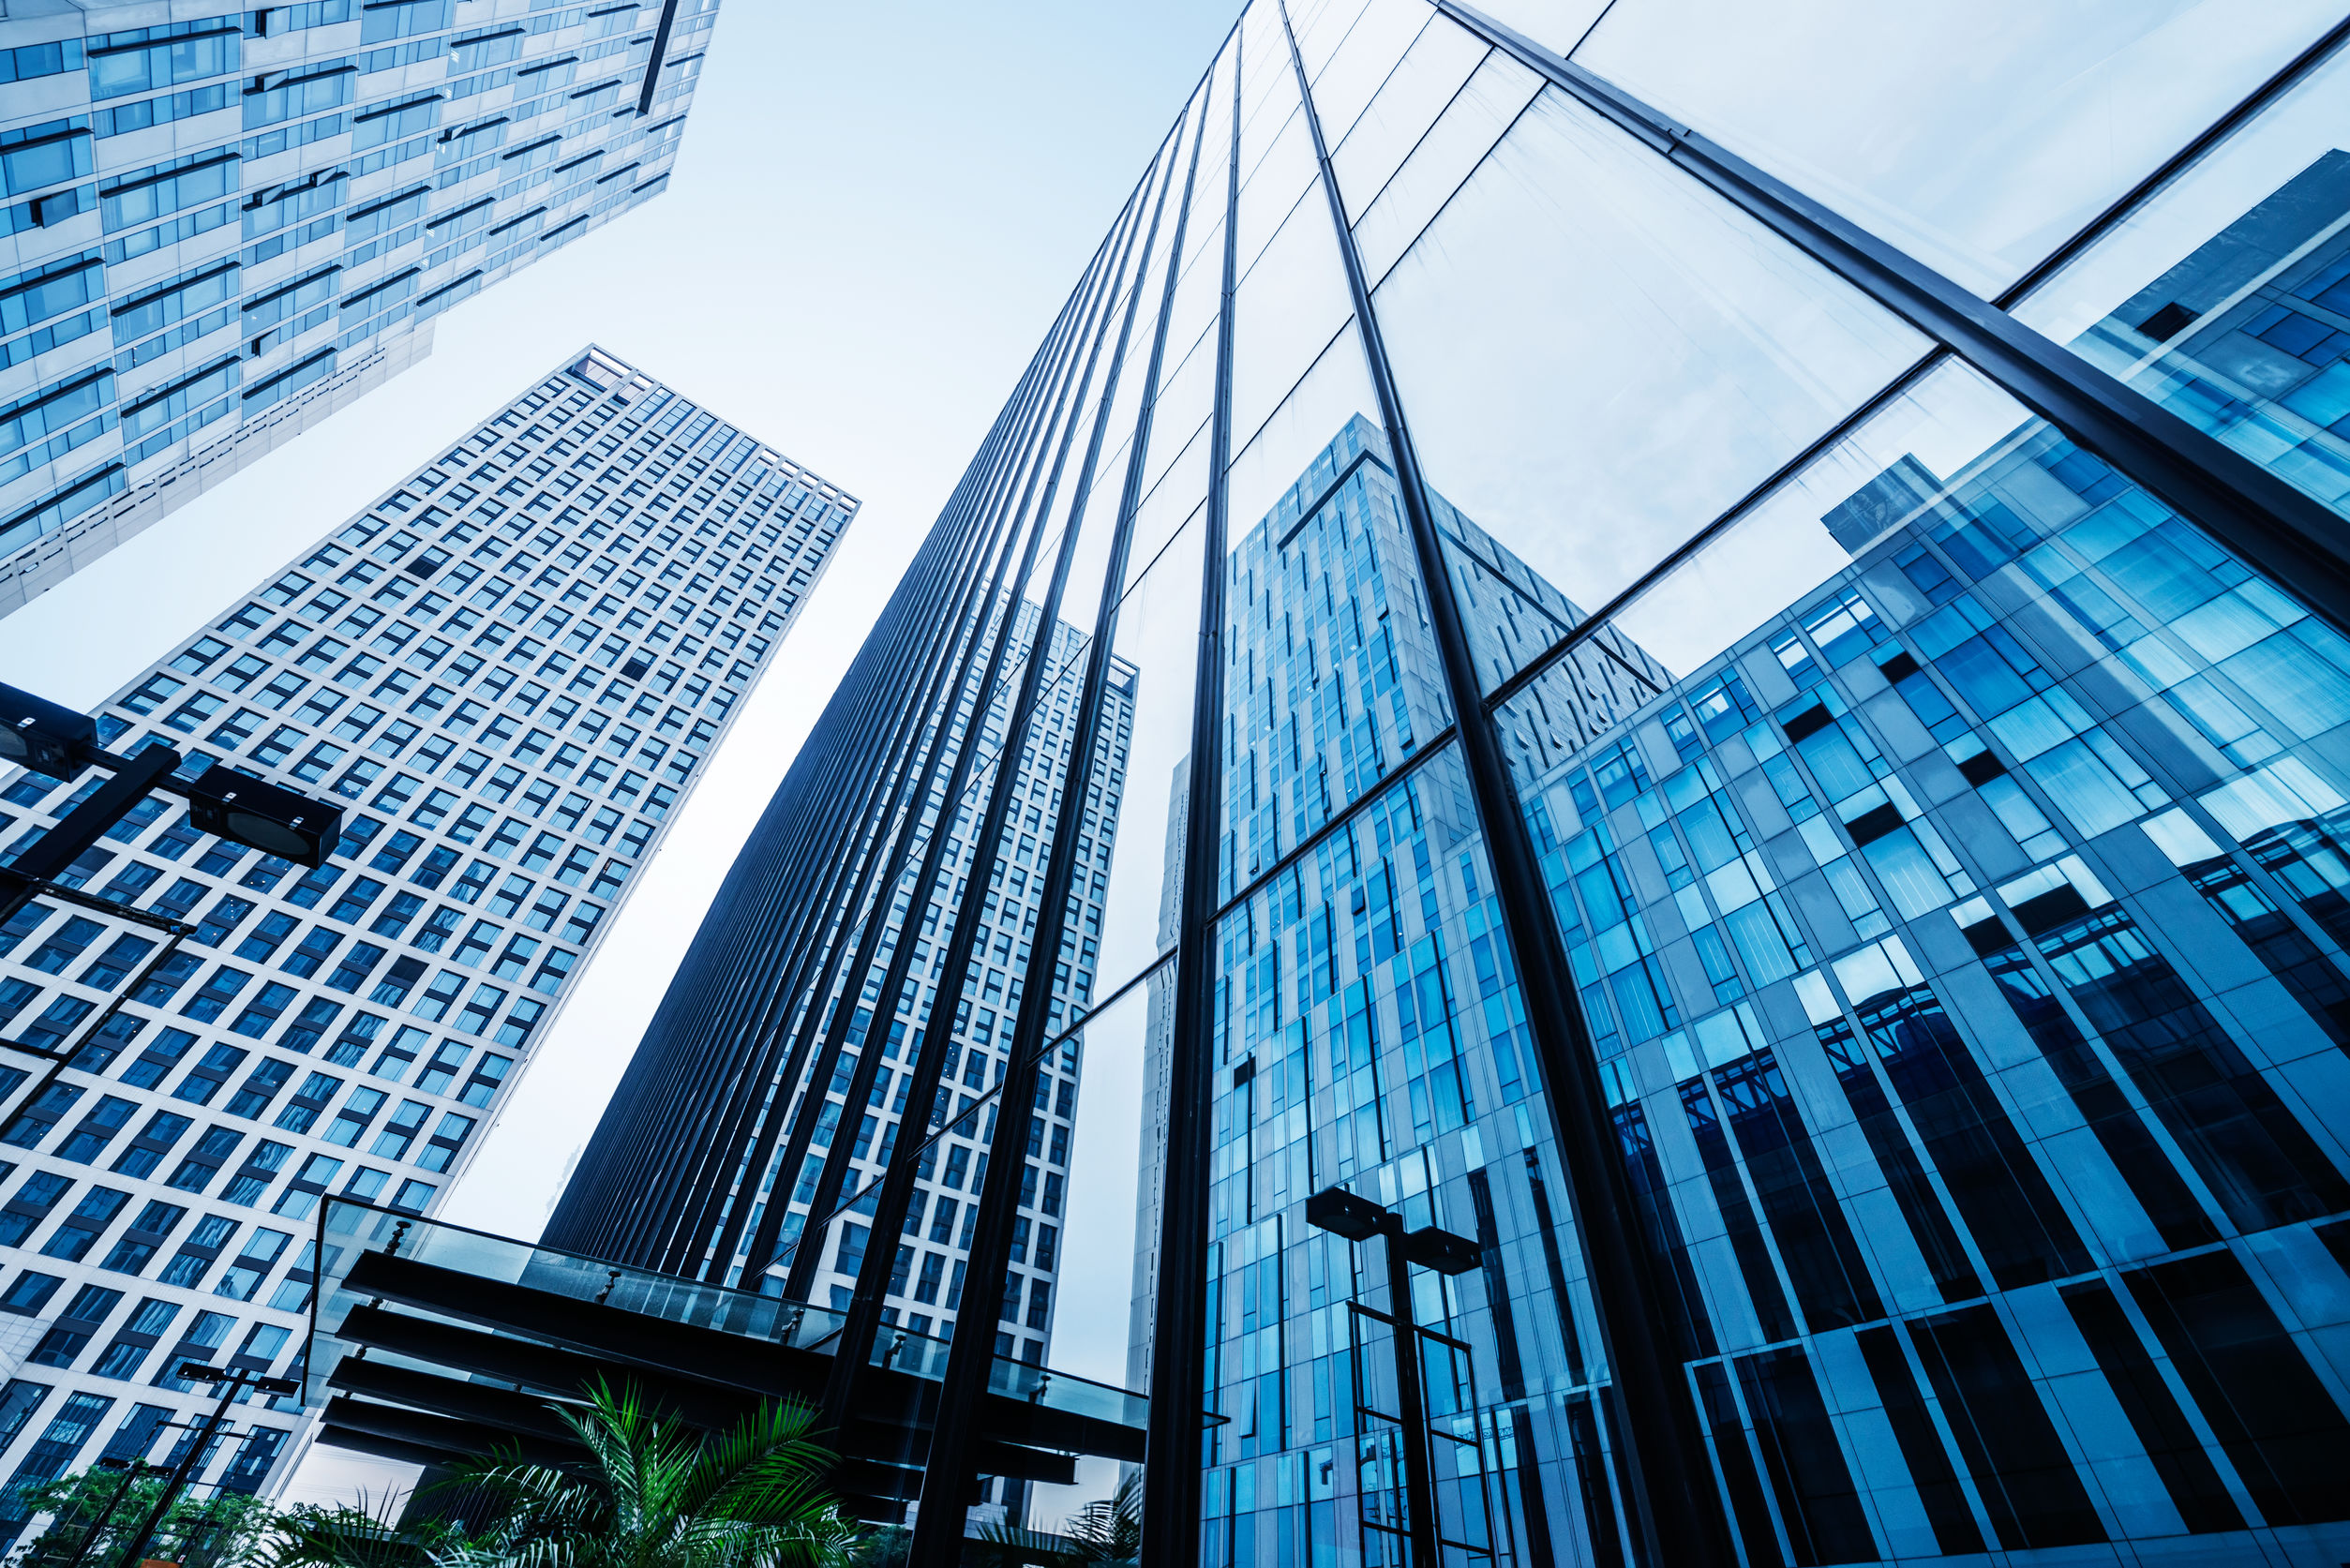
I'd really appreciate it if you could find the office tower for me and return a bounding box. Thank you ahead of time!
[0,0,720,616]
[548,593,1136,1324]
[553,2,2350,1563]
[0,344,850,1527]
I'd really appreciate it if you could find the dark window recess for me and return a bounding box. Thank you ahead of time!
[2058,1279,2242,1534]
[1610,1100,1714,1360]
[1905,1305,2106,1550]
[1847,983,2091,1288]
[619,657,650,681]
[1732,1347,1878,1564]
[1955,749,2007,786]
[1714,1053,1882,1332]
[1694,1363,1779,1567]
[1853,1326,1984,1556]
[2135,301,2200,341]
[2040,909,2350,1232]
[2124,1249,2350,1527]
[1980,946,2216,1252]
[1842,802,1904,847]
[1781,704,1833,743]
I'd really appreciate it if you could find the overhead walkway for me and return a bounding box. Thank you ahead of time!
[305,1200,1145,1518]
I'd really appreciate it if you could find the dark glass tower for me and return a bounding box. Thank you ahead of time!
[556,3,2350,1564]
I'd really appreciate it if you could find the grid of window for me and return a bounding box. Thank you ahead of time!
[0,1,719,613]
[0,346,850,1513]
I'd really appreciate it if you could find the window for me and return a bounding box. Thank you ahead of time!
[323,1087,385,1147]
[27,1283,124,1367]
[369,1099,428,1159]
[90,1298,179,1380]
[98,1200,186,1276]
[38,1187,128,1262]
[214,1228,292,1301]
[172,1043,248,1105]
[157,1217,235,1288]
[164,1126,240,1192]
[0,1271,65,1315]
[108,1110,191,1179]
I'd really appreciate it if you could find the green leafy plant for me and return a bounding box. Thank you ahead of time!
[427,1381,853,1568]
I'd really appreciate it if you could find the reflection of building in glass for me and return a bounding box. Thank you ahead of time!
[1130,754,1187,1396]
[2073,149,2350,515]
[0,0,720,614]
[1190,374,2350,1561]
[0,348,848,1524]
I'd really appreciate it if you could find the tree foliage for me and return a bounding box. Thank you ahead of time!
[6,1470,274,1568]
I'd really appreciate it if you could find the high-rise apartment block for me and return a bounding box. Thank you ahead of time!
[0,344,849,1526]
[0,0,719,615]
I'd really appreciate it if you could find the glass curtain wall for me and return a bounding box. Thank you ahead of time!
[553,2,2350,1564]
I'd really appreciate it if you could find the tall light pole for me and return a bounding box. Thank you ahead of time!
[1305,1187,1482,1568]
[111,1364,298,1568]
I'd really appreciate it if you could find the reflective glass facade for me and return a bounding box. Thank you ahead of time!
[0,0,715,614]
[0,345,847,1522]
[555,3,2350,1565]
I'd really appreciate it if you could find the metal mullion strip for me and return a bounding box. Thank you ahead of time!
[588,537,980,1264]
[775,135,1190,1303]
[655,514,1037,1268]
[1275,4,1724,1561]
[785,132,1179,1564]
[576,424,1028,1262]
[588,456,1010,1257]
[626,240,1124,1267]
[711,517,1044,1280]
[715,195,1157,1283]
[666,600,995,1275]
[611,396,1060,1267]
[593,281,1092,1245]
[1139,28,1247,1568]
[897,99,1195,1554]
[562,578,939,1257]
[1439,0,2350,634]
[791,947,1179,1258]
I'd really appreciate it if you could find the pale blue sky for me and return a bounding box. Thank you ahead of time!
[0,0,1235,1422]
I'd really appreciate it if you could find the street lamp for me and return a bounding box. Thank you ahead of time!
[0,681,342,931]
[0,685,98,780]
[1305,1187,1481,1568]
[110,1363,298,1568]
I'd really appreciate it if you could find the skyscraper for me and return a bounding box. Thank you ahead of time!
[0,0,719,615]
[546,594,1137,1340]
[0,344,849,1523]
[548,2,2350,1564]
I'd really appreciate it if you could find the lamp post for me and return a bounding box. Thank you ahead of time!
[0,681,342,932]
[1305,1187,1482,1568]
[111,1364,298,1568]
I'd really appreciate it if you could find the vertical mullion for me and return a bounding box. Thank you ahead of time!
[757,178,1165,1299]
[1270,2,1729,1561]
[878,97,1190,1543]
[1140,27,1247,1568]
